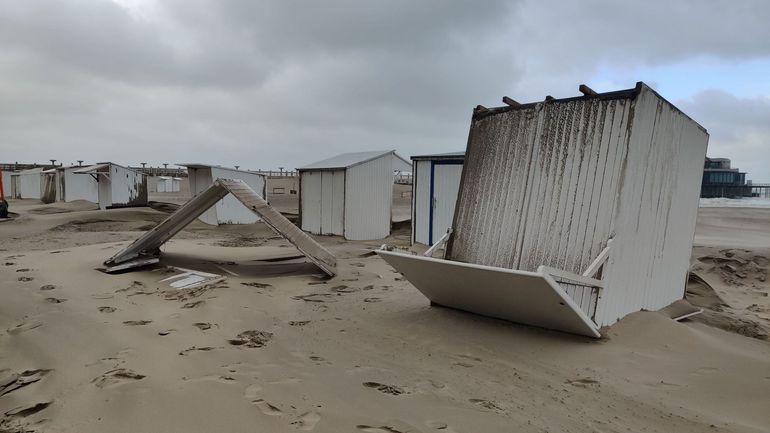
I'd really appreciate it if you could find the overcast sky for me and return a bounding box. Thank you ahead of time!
[1,0,769,181]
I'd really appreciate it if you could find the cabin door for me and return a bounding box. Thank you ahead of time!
[430,162,463,245]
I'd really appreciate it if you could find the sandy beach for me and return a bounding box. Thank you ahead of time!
[1,197,769,433]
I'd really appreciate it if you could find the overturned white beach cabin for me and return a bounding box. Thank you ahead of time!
[379,82,709,338]
[179,164,266,225]
[411,152,465,246]
[10,168,44,200]
[298,150,411,241]
[73,163,147,210]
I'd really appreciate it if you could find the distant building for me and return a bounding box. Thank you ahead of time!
[701,157,752,198]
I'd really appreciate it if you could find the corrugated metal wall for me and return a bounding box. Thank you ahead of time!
[412,160,432,245]
[448,84,708,327]
[344,155,393,240]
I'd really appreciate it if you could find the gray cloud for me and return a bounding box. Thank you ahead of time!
[0,0,768,181]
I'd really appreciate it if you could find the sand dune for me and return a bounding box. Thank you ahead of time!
[1,199,769,433]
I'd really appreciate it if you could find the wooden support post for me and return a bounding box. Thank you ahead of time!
[579,84,598,96]
[474,105,490,114]
[502,96,520,107]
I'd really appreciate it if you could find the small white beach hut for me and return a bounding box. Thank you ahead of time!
[73,163,147,210]
[298,150,411,241]
[411,152,465,246]
[179,164,267,225]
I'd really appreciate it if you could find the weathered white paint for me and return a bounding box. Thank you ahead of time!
[377,250,601,337]
[448,82,709,328]
[74,163,147,209]
[299,150,404,240]
[181,164,266,225]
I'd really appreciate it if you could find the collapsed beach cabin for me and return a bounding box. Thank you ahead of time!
[10,168,44,200]
[411,152,465,246]
[41,165,99,204]
[378,82,709,338]
[179,164,266,225]
[298,150,411,241]
[73,163,147,210]
[104,179,336,277]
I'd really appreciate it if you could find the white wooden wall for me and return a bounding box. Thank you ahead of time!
[63,168,98,203]
[300,170,345,236]
[344,155,392,240]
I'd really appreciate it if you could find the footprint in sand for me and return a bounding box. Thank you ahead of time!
[0,369,52,397]
[228,330,273,348]
[44,297,66,304]
[18,276,34,282]
[565,378,600,388]
[362,382,408,396]
[39,285,56,291]
[288,320,311,327]
[182,300,205,309]
[356,424,412,433]
[425,420,457,432]
[7,321,43,335]
[193,322,212,330]
[468,398,504,412]
[291,411,321,430]
[4,401,52,418]
[179,346,216,356]
[98,306,116,313]
[123,320,152,326]
[252,399,283,416]
[92,368,145,388]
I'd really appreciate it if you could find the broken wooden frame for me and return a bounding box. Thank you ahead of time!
[104,178,337,277]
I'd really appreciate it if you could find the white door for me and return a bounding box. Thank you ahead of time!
[320,171,344,235]
[301,172,322,234]
[431,163,463,244]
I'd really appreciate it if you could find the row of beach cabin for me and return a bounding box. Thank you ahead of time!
[3,151,459,244]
